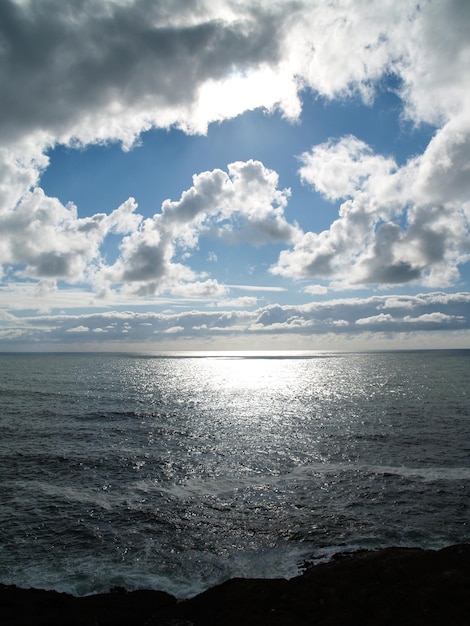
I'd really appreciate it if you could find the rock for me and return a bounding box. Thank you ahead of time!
[2,545,470,625]
[0,584,176,625]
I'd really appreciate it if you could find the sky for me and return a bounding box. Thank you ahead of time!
[0,0,470,352]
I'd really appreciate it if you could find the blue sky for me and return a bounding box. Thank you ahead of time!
[1,0,469,351]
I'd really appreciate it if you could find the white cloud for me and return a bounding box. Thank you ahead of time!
[331,319,349,327]
[0,0,470,320]
[378,296,418,311]
[403,312,463,324]
[164,326,185,334]
[0,2,446,153]
[272,128,470,288]
[171,280,228,299]
[249,292,470,335]
[0,187,142,285]
[356,313,395,326]
[396,1,470,127]
[304,284,328,295]
[0,154,295,300]
[1,292,468,349]
[0,0,305,303]
[216,296,258,308]
[0,0,296,148]
[1,1,468,149]
[6,0,465,150]
[266,0,470,291]
[104,160,296,295]
[0,146,48,215]
[227,284,287,293]
[298,136,397,203]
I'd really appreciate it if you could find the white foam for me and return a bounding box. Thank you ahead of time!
[151,460,470,502]
[366,465,470,482]
[291,462,470,482]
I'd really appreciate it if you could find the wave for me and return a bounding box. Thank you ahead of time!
[150,461,470,500]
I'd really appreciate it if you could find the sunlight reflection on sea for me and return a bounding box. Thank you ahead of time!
[0,350,469,598]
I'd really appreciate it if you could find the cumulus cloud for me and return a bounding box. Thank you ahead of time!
[0,0,429,156]
[272,128,470,288]
[105,160,296,295]
[0,190,142,284]
[0,1,464,148]
[298,136,398,203]
[1,1,468,148]
[0,154,295,298]
[0,0,300,148]
[0,0,304,303]
[266,0,470,291]
[0,0,470,336]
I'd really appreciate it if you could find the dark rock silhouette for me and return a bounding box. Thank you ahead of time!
[2,545,470,625]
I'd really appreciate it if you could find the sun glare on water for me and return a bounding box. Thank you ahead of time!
[186,351,315,392]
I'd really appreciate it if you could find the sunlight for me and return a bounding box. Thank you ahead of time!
[196,66,299,123]
[192,352,306,392]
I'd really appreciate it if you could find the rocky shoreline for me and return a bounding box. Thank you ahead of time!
[2,544,470,625]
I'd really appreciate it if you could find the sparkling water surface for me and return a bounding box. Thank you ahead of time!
[0,350,469,598]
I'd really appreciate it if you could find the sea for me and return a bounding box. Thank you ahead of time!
[0,350,469,599]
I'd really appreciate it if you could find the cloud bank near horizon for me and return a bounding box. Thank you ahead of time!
[1,291,469,349]
[1,0,470,347]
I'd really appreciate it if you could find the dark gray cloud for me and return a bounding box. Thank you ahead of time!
[0,0,469,324]
[121,243,167,282]
[33,252,73,278]
[0,0,288,145]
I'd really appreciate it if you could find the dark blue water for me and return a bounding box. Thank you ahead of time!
[0,350,469,597]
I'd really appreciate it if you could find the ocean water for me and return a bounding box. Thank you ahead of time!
[0,350,469,598]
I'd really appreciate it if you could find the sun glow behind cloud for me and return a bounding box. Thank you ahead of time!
[195,66,301,128]
[0,0,469,350]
